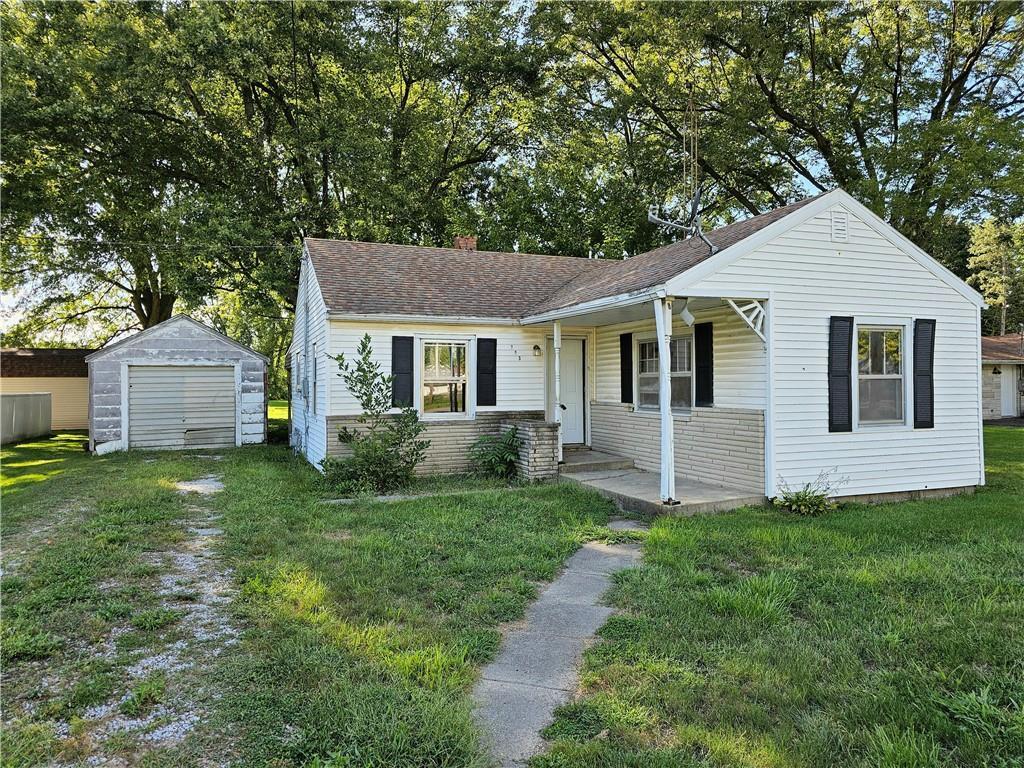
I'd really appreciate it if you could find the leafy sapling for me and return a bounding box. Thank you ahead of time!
[321,334,429,494]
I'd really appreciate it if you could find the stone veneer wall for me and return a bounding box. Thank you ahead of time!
[326,411,544,475]
[501,419,559,481]
[981,365,1002,420]
[589,402,765,492]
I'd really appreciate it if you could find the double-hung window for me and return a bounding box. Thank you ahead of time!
[422,341,467,414]
[857,326,903,423]
[637,337,692,409]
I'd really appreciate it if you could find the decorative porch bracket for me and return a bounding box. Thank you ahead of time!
[726,299,767,343]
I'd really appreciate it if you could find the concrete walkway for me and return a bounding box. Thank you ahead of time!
[472,519,646,767]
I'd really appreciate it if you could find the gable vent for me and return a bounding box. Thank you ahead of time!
[831,209,849,243]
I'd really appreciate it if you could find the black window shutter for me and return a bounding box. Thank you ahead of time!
[913,319,936,429]
[477,338,497,407]
[828,317,854,432]
[619,333,633,404]
[391,336,414,407]
[695,322,714,407]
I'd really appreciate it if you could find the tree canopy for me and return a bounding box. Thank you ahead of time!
[2,0,1022,354]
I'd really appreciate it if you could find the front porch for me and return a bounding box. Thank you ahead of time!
[534,291,772,509]
[559,447,765,516]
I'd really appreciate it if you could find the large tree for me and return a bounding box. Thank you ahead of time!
[969,218,1024,335]
[1,0,540,343]
[520,0,1023,251]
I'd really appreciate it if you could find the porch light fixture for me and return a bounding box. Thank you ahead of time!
[532,344,542,357]
[993,366,1002,375]
[678,298,695,327]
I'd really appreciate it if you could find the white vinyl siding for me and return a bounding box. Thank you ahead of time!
[327,321,551,416]
[291,254,330,466]
[683,204,983,496]
[128,366,235,449]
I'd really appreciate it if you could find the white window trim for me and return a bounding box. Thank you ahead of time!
[311,343,318,414]
[853,317,913,431]
[413,333,476,421]
[633,330,694,414]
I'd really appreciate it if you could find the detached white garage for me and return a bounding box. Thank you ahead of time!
[87,315,268,453]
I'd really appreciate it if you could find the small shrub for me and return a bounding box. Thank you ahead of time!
[772,467,848,516]
[470,427,520,479]
[322,334,429,494]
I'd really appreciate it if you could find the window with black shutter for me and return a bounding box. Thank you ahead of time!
[913,319,935,429]
[620,333,633,404]
[828,317,854,432]
[391,336,414,408]
[694,322,714,407]
[476,338,497,407]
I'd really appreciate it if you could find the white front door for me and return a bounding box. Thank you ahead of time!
[1001,365,1020,416]
[547,338,585,444]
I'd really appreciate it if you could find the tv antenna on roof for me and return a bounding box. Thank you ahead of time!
[647,84,717,255]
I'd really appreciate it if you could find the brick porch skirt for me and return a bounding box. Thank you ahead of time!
[326,411,550,476]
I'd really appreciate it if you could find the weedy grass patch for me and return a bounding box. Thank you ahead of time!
[538,426,1024,767]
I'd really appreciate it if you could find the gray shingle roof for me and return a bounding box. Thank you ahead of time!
[305,194,821,320]
[305,240,612,318]
[528,195,821,315]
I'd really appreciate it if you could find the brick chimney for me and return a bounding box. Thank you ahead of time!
[453,235,477,251]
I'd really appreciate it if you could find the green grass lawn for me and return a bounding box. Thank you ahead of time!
[537,427,1024,767]
[1,427,1021,767]
[1,432,617,766]
[267,399,289,443]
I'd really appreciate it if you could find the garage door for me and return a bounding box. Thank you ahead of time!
[128,366,236,449]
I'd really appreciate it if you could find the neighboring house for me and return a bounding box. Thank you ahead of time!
[87,315,268,453]
[981,332,1023,419]
[0,348,91,430]
[291,189,986,503]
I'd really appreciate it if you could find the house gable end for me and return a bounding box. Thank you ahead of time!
[666,189,983,308]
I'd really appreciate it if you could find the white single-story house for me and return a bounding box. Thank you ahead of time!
[0,348,91,430]
[87,315,268,454]
[981,332,1023,419]
[291,188,986,504]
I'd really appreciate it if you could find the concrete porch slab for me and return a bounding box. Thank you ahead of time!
[561,467,765,516]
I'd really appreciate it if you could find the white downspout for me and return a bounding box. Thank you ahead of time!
[553,320,563,463]
[654,297,677,504]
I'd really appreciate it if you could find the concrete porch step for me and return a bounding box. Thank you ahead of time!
[559,448,635,474]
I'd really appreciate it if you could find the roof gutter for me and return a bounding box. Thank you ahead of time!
[520,287,666,325]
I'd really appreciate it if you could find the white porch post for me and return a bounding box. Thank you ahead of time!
[553,319,563,463]
[654,297,677,504]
